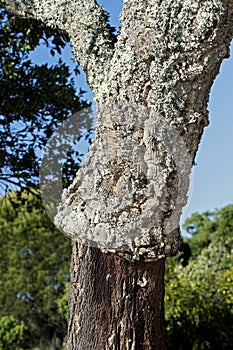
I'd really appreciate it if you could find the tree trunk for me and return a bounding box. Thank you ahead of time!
[2,1,233,349]
[68,240,165,350]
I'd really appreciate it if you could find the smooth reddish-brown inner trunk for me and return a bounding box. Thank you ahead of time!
[67,240,165,350]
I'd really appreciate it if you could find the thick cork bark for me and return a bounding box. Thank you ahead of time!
[2,0,233,348]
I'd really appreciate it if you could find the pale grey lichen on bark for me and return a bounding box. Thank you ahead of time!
[55,103,192,261]
[2,0,233,261]
[55,0,233,261]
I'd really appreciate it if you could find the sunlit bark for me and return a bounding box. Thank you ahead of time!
[2,0,233,348]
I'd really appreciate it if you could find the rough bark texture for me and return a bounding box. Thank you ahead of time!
[2,0,233,349]
[69,239,165,350]
[2,0,233,260]
[56,0,233,261]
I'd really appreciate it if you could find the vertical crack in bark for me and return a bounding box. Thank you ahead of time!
[68,240,165,349]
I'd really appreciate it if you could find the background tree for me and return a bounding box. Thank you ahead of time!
[183,204,233,256]
[0,7,91,194]
[0,191,71,349]
[1,1,233,349]
[165,205,233,350]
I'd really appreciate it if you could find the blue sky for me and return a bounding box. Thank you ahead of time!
[31,0,233,228]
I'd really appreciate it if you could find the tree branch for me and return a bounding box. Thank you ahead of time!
[0,0,117,93]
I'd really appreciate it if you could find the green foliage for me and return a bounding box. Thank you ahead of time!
[217,266,233,307]
[215,204,233,237]
[0,192,71,349]
[182,211,216,256]
[182,205,233,257]
[165,205,233,349]
[56,282,69,322]
[0,315,28,350]
[0,8,91,193]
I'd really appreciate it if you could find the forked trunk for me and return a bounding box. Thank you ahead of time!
[2,1,232,349]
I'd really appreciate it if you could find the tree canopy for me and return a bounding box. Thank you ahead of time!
[0,191,71,349]
[165,205,233,350]
[0,7,91,194]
